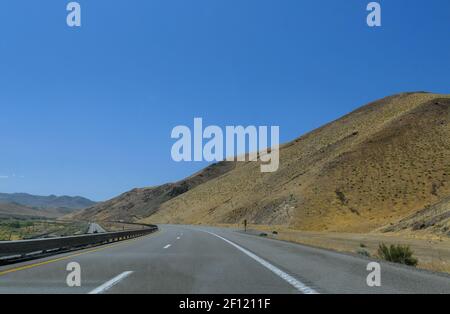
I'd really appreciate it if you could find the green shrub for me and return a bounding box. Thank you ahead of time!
[377,243,418,266]
[356,248,370,257]
[7,221,21,229]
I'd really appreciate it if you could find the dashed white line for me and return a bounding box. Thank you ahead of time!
[176,236,180,240]
[88,271,133,294]
[163,244,171,249]
[203,231,318,294]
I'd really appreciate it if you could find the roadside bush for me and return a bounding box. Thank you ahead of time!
[377,243,418,266]
[356,248,370,257]
[7,221,21,229]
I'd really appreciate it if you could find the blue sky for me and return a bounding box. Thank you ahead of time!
[0,0,449,201]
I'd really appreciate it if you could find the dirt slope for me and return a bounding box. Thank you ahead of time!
[0,202,68,218]
[141,92,450,233]
[66,161,236,221]
[381,195,450,235]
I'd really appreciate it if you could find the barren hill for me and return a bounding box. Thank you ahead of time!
[381,195,450,235]
[0,193,95,219]
[66,161,236,221]
[142,92,450,234]
[0,193,95,210]
[70,92,450,235]
[0,202,73,218]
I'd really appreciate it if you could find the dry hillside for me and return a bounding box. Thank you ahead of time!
[65,161,236,221]
[0,193,94,219]
[141,92,450,234]
[70,92,450,235]
[0,193,95,209]
[0,202,69,218]
[380,195,450,235]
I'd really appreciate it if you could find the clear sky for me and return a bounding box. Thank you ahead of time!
[0,0,449,201]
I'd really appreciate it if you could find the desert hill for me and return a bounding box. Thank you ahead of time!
[65,161,236,221]
[0,202,75,218]
[0,193,96,219]
[381,195,450,235]
[142,92,450,234]
[0,193,95,210]
[70,92,450,235]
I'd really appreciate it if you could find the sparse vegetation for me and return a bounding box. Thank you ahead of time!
[0,218,88,241]
[356,248,370,257]
[6,221,22,229]
[377,243,418,266]
[335,190,348,205]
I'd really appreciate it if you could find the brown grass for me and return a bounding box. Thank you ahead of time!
[215,223,450,274]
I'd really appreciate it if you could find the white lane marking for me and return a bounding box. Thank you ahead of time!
[176,236,180,240]
[88,271,133,294]
[163,244,171,249]
[204,231,318,294]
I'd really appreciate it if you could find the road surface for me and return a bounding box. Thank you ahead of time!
[86,223,106,234]
[0,225,448,294]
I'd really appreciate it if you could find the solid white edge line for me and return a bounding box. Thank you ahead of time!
[88,271,134,294]
[163,244,171,249]
[204,231,319,294]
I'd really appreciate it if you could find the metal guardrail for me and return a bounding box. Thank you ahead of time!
[0,225,158,259]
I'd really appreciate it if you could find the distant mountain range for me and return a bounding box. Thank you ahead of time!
[68,92,450,236]
[0,193,96,218]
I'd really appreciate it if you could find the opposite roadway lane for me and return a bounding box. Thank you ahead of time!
[86,222,107,234]
[0,225,448,294]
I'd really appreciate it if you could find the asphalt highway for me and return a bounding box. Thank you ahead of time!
[86,223,106,234]
[0,225,448,294]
